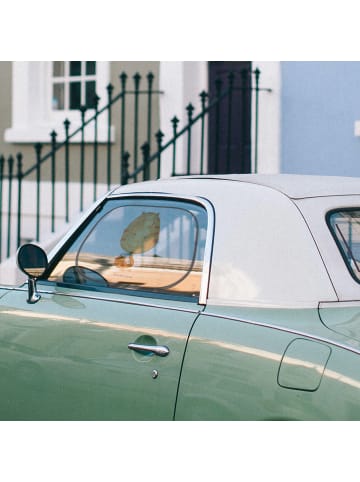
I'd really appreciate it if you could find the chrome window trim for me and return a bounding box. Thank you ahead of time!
[11,285,203,315]
[47,192,215,306]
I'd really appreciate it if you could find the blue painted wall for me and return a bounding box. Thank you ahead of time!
[281,62,360,176]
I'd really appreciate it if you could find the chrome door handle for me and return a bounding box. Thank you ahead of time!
[128,343,170,357]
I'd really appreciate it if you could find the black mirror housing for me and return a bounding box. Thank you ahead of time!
[17,244,48,278]
[17,244,48,303]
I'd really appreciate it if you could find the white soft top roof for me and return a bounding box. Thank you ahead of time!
[110,173,360,307]
[170,174,360,199]
[112,174,360,199]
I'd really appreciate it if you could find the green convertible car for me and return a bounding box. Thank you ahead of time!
[1,173,360,420]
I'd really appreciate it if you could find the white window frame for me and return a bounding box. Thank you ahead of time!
[51,61,97,112]
[5,61,112,143]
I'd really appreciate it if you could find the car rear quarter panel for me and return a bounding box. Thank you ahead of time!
[175,307,360,420]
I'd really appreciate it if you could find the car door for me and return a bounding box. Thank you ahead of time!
[0,195,211,420]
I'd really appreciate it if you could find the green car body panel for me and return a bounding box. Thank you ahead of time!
[1,174,360,420]
[1,290,360,420]
[0,285,200,420]
[175,306,360,420]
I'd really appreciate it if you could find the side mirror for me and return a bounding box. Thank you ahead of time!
[17,244,48,304]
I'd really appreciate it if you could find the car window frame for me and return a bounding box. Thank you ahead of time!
[43,193,215,305]
[326,207,360,285]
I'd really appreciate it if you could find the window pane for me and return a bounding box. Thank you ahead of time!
[52,83,64,110]
[328,209,360,282]
[70,81,81,109]
[86,61,96,75]
[53,61,64,77]
[85,81,96,108]
[48,199,208,298]
[70,61,81,76]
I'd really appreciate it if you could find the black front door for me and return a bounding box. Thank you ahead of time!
[208,61,252,174]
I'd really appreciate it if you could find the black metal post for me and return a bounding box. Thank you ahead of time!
[79,105,87,212]
[64,118,70,223]
[147,72,154,149]
[34,143,42,242]
[121,151,130,185]
[186,103,194,175]
[6,156,14,258]
[199,91,208,175]
[93,94,99,201]
[50,130,57,232]
[133,73,141,182]
[106,83,114,190]
[155,130,164,179]
[120,72,127,183]
[16,153,23,248]
[171,116,179,176]
[141,142,150,181]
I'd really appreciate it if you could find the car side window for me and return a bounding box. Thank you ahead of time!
[47,197,208,299]
[327,208,360,283]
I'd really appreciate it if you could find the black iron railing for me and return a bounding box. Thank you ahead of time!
[0,67,270,262]
[0,71,162,262]
[121,68,271,184]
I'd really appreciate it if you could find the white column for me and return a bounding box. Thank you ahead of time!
[252,61,281,174]
[159,61,207,177]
